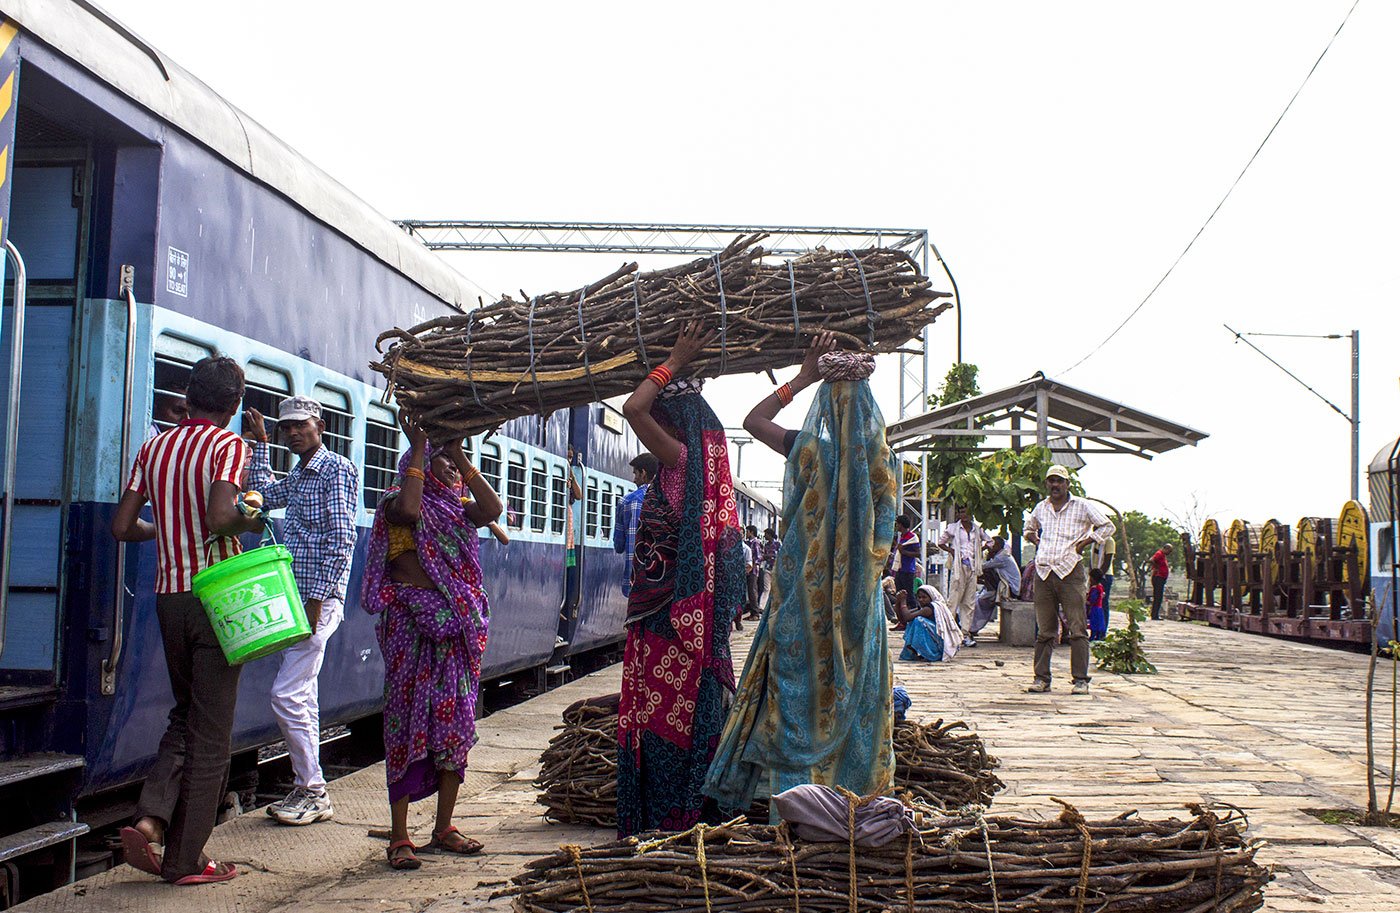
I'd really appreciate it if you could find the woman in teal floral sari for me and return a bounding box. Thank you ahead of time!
[704,336,897,813]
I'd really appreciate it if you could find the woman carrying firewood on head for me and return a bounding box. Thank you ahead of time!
[361,413,502,869]
[703,332,898,815]
[616,319,746,838]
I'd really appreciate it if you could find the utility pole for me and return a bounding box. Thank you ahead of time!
[1223,326,1360,501]
[1351,330,1360,502]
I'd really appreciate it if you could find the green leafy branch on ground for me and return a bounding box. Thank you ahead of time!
[1092,598,1157,674]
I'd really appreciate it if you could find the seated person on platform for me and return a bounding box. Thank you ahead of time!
[897,585,962,663]
[968,536,1022,644]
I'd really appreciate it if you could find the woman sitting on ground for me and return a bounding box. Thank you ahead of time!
[361,413,502,870]
[898,585,963,663]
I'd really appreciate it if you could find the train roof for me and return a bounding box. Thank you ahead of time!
[733,478,779,515]
[5,0,475,310]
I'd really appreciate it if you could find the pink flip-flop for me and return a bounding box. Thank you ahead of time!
[173,860,237,885]
[119,827,162,876]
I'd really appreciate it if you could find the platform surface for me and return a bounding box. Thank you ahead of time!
[14,617,1400,913]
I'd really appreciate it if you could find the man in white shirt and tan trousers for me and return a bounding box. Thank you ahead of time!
[938,504,992,647]
[1024,465,1115,695]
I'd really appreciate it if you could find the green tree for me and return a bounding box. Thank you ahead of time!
[1119,510,1180,596]
[944,445,1083,538]
[924,363,981,498]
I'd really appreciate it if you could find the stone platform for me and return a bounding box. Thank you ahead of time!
[14,617,1400,912]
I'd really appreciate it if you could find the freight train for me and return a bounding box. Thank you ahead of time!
[1175,438,1398,652]
[0,4,777,903]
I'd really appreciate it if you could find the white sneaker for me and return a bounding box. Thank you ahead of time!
[270,786,334,826]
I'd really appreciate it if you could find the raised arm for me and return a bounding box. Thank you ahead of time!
[451,439,503,527]
[384,412,429,527]
[743,331,836,455]
[622,320,710,468]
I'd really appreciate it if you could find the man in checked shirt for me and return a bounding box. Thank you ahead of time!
[1023,465,1114,696]
[244,396,359,824]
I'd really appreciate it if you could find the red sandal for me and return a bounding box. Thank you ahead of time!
[387,839,421,870]
[173,860,237,885]
[119,827,162,876]
[428,825,483,855]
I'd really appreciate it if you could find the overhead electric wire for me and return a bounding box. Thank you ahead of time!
[1222,323,1351,421]
[1061,0,1363,375]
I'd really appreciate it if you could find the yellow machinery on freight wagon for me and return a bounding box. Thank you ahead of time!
[1178,500,1370,647]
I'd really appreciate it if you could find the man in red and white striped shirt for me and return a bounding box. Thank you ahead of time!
[111,356,263,885]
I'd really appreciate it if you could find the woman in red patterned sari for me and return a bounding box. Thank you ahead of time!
[617,320,746,837]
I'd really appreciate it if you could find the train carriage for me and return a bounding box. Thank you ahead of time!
[0,3,732,900]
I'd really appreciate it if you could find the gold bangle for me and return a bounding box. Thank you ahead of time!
[463,465,482,483]
[403,467,425,482]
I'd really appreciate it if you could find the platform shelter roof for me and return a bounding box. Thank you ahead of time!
[886,371,1208,460]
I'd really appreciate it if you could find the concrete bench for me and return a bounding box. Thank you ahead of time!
[998,599,1037,647]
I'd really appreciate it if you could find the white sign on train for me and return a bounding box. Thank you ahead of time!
[166,245,189,297]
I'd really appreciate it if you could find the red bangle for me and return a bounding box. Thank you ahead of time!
[775,383,794,407]
[647,365,673,389]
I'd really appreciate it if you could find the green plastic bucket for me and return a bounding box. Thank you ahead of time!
[192,543,310,665]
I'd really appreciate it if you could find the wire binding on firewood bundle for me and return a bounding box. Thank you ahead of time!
[528,297,546,416]
[786,260,801,343]
[632,275,649,370]
[713,254,729,376]
[463,311,483,409]
[575,288,601,405]
[847,249,876,346]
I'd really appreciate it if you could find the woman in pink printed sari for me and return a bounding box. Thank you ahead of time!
[362,415,502,870]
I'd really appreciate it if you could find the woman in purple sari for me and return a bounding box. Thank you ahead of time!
[362,415,502,870]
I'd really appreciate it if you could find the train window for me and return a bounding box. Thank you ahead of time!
[462,435,475,463]
[550,465,567,535]
[313,384,354,459]
[479,441,502,497]
[243,362,293,478]
[600,482,615,541]
[1381,527,1395,572]
[530,458,548,533]
[150,334,209,437]
[506,450,526,529]
[585,477,600,539]
[364,404,399,509]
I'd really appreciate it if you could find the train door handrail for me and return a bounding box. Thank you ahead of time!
[0,240,26,664]
[100,265,138,695]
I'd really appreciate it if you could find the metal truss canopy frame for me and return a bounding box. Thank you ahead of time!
[887,371,1209,461]
[396,220,931,259]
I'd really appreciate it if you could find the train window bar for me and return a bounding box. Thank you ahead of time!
[479,442,502,497]
[506,450,526,529]
[529,458,548,533]
[313,384,354,459]
[150,334,212,436]
[600,482,615,542]
[243,362,293,479]
[585,476,600,539]
[364,404,399,510]
[550,465,567,536]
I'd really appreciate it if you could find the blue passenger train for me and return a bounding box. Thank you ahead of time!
[0,4,776,898]
[1369,439,1398,647]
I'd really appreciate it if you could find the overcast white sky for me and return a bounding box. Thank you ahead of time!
[105,0,1399,530]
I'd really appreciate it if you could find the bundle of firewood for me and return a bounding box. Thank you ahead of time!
[893,719,1003,810]
[535,695,1003,828]
[503,803,1268,913]
[373,234,950,436]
